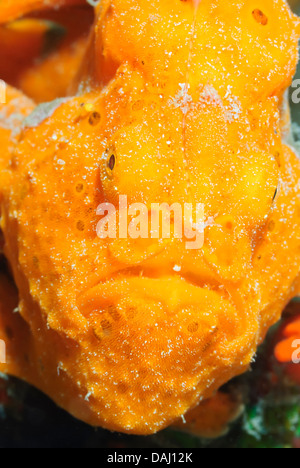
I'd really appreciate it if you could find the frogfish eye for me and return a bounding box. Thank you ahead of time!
[104,146,116,178]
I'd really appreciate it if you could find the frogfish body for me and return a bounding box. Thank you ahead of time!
[0,0,299,435]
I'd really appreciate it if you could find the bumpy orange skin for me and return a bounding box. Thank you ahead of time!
[0,0,300,435]
[0,271,97,424]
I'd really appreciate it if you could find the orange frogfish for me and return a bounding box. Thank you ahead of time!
[274,303,300,385]
[0,0,300,435]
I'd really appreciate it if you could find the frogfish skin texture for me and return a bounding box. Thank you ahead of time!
[0,0,300,435]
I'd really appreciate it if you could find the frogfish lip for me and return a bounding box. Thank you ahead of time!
[76,273,223,352]
[77,269,220,319]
